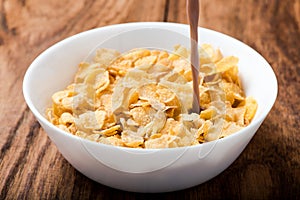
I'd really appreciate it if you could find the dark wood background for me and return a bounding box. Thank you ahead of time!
[0,0,299,199]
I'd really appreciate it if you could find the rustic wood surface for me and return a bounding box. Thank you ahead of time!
[0,0,299,199]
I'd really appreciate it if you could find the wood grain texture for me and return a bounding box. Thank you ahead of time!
[0,0,299,199]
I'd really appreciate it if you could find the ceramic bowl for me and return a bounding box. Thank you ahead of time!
[23,22,277,193]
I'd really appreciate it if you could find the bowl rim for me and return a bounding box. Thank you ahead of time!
[22,22,278,152]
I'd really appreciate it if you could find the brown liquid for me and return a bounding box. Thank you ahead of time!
[187,0,201,114]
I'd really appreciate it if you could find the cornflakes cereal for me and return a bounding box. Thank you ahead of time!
[47,44,258,149]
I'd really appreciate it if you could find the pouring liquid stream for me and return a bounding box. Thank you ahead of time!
[187,0,201,114]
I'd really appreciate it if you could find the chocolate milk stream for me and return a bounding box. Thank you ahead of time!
[187,0,201,114]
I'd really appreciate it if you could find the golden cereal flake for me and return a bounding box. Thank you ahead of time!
[93,48,120,66]
[121,130,144,148]
[215,56,239,73]
[244,96,258,125]
[145,134,181,149]
[94,125,121,136]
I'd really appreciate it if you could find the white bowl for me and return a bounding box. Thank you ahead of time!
[23,22,277,193]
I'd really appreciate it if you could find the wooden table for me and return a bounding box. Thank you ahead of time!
[0,0,299,199]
